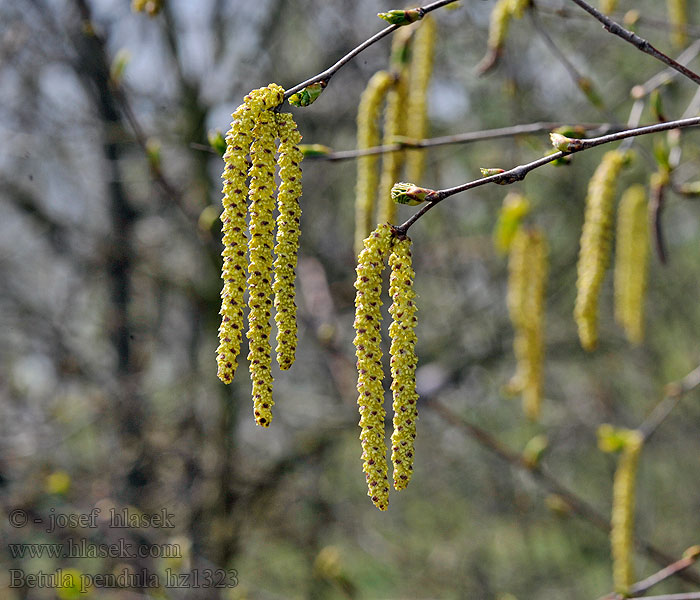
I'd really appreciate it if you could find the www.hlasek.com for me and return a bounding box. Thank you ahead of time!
[10,568,239,592]
[8,538,182,560]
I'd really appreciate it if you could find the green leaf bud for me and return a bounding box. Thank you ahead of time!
[208,130,227,157]
[377,9,423,26]
[390,182,432,205]
[549,132,584,153]
[299,144,332,157]
[288,81,326,107]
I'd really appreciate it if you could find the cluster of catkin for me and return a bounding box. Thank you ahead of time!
[216,83,303,427]
[354,17,436,254]
[502,196,548,421]
[354,224,419,510]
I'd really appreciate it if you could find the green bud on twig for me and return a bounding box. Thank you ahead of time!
[288,81,326,107]
[145,137,161,171]
[110,48,131,85]
[549,132,584,153]
[650,89,666,122]
[545,149,573,166]
[208,130,227,157]
[299,144,332,157]
[378,9,424,26]
[678,181,700,196]
[522,434,548,468]
[390,182,432,205]
[480,168,505,177]
[597,424,629,454]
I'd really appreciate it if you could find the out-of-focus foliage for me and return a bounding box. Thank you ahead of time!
[1,1,699,599]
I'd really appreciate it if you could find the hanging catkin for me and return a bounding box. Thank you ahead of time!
[353,224,392,510]
[610,429,644,595]
[614,184,649,345]
[355,72,394,256]
[247,106,279,427]
[377,29,412,225]
[506,227,548,420]
[600,0,617,14]
[667,0,688,48]
[388,237,419,490]
[405,15,436,183]
[273,113,304,370]
[494,192,530,255]
[574,150,627,351]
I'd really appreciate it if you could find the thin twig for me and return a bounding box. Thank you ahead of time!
[639,364,700,442]
[628,594,700,600]
[630,40,700,100]
[426,397,700,587]
[536,2,700,39]
[566,0,700,86]
[529,7,613,118]
[283,0,459,99]
[629,551,700,596]
[305,122,614,162]
[396,115,700,234]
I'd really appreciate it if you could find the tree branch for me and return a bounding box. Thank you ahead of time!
[305,122,615,162]
[283,0,459,99]
[565,0,700,87]
[395,115,700,234]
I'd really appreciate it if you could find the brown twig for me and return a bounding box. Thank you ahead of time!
[305,122,614,162]
[395,115,700,234]
[629,550,700,596]
[629,594,700,600]
[638,364,700,443]
[565,0,700,86]
[529,7,612,117]
[283,0,459,99]
[536,2,700,39]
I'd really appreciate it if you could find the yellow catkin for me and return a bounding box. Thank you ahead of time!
[217,88,272,385]
[378,29,412,225]
[614,185,649,345]
[574,150,627,351]
[405,16,436,183]
[132,0,163,16]
[388,237,419,490]
[246,85,284,427]
[353,224,393,510]
[667,0,688,48]
[611,430,644,595]
[494,192,531,255]
[506,228,548,420]
[600,0,617,15]
[355,72,394,256]
[273,113,304,370]
[377,74,408,224]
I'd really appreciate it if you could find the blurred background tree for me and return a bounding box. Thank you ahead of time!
[0,0,699,598]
